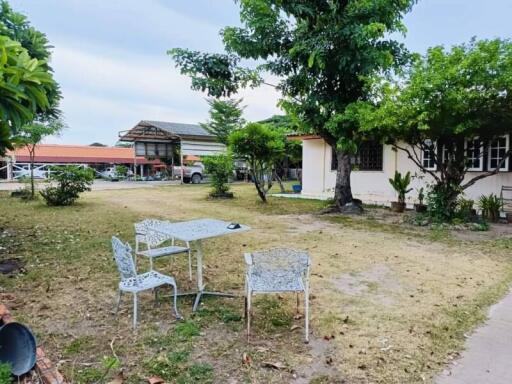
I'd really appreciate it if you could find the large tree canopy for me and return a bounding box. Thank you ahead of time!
[169,0,416,211]
[357,38,512,216]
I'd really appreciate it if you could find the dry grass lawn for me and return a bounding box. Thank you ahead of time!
[1,182,512,383]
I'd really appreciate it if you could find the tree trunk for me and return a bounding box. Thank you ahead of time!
[251,167,267,203]
[274,171,286,193]
[29,146,35,199]
[333,150,354,210]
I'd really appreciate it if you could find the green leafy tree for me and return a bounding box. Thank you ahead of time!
[0,1,61,153]
[200,98,245,144]
[259,115,302,192]
[359,38,512,217]
[169,0,416,212]
[203,153,234,198]
[229,122,284,202]
[12,118,64,198]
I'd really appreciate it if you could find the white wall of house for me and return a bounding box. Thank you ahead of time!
[301,138,512,206]
[181,140,226,157]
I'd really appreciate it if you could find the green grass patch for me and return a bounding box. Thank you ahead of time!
[174,320,201,340]
[64,336,95,357]
[429,268,512,356]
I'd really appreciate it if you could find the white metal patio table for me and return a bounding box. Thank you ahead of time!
[153,218,250,311]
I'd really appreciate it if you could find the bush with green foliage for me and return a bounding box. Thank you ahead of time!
[455,198,475,222]
[0,363,11,384]
[202,154,234,198]
[388,171,412,205]
[40,165,94,206]
[478,194,502,222]
[115,165,128,177]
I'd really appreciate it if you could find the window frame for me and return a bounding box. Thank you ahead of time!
[352,141,384,172]
[465,137,484,172]
[421,140,437,171]
[487,134,510,171]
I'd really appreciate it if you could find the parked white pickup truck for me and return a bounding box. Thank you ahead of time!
[173,162,204,184]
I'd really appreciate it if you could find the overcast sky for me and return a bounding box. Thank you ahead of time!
[9,0,512,145]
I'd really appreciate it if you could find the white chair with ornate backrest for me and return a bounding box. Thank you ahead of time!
[244,248,311,342]
[134,219,192,280]
[111,236,181,329]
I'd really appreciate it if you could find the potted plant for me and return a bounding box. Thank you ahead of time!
[414,187,427,213]
[389,171,412,213]
[478,194,502,223]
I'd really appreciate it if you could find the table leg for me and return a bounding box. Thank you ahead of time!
[191,239,235,312]
[193,240,204,311]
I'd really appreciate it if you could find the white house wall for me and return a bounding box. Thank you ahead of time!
[180,140,226,157]
[301,138,512,205]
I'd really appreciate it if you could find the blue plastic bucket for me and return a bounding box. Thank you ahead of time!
[0,322,36,376]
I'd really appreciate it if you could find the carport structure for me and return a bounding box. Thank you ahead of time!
[119,120,226,179]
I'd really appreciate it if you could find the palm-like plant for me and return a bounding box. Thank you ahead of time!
[389,171,413,205]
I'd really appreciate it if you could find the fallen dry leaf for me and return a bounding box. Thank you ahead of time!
[290,325,300,331]
[148,376,165,384]
[242,352,252,365]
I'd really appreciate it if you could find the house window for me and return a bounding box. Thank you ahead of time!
[488,134,509,171]
[331,142,383,171]
[466,138,483,171]
[353,141,383,171]
[422,140,437,170]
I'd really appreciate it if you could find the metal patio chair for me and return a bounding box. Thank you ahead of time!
[111,236,180,329]
[244,248,311,342]
[134,219,192,280]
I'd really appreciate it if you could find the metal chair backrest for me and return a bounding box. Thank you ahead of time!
[111,236,137,281]
[250,248,310,278]
[134,219,171,248]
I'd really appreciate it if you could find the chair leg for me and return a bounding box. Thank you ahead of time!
[154,287,160,307]
[296,292,300,315]
[114,290,123,314]
[133,293,138,329]
[246,290,251,341]
[187,241,192,281]
[304,288,309,343]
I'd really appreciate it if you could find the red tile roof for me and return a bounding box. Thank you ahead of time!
[8,144,161,165]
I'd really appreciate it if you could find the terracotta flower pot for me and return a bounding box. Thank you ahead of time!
[391,201,406,213]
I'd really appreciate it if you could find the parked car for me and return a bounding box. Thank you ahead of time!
[99,167,120,180]
[173,162,204,184]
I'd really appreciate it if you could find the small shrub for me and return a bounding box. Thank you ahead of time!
[10,185,33,200]
[202,154,234,198]
[455,197,475,222]
[115,165,128,177]
[40,166,94,206]
[478,194,502,222]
